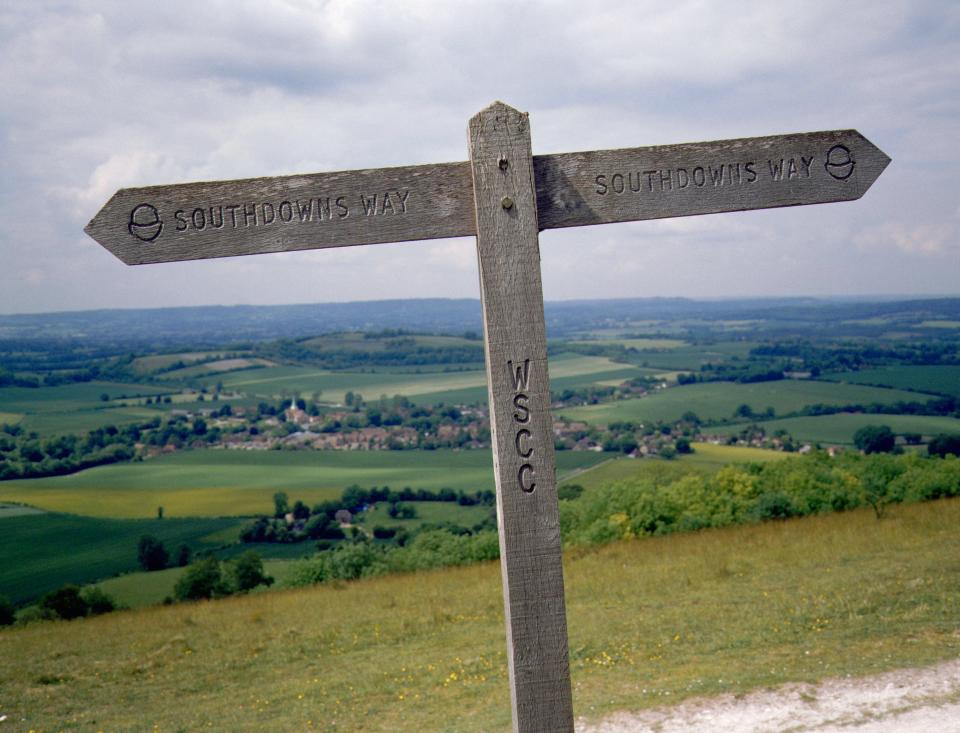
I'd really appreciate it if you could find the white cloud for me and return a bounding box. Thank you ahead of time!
[1,0,958,313]
[857,222,957,256]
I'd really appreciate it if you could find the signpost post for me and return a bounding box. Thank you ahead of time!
[86,101,889,733]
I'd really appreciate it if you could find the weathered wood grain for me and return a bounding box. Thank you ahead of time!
[85,130,889,265]
[470,102,574,733]
[85,162,474,265]
[533,130,891,230]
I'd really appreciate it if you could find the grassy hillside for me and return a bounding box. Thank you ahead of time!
[559,379,934,425]
[0,449,606,518]
[3,498,958,732]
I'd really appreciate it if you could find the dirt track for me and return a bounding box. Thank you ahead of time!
[578,657,960,732]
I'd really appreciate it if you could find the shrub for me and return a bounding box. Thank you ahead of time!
[928,433,960,458]
[176,544,192,567]
[174,557,230,601]
[137,535,169,571]
[853,425,896,454]
[81,587,116,616]
[230,552,274,592]
[40,585,88,620]
[0,595,15,626]
[752,491,796,521]
[557,483,584,501]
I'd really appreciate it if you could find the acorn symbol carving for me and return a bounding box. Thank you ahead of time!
[825,145,855,180]
[128,204,163,242]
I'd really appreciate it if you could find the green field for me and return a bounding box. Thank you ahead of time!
[130,351,229,374]
[18,404,162,435]
[302,333,480,352]
[0,380,171,413]
[567,338,687,350]
[630,341,758,370]
[918,320,960,329]
[158,357,275,380]
[0,502,45,518]
[0,449,606,518]
[0,410,22,425]
[0,381,176,435]
[707,413,960,445]
[91,557,303,609]
[0,513,241,605]
[358,500,494,532]
[203,353,649,404]
[822,365,960,398]
[559,379,935,426]
[4,498,959,731]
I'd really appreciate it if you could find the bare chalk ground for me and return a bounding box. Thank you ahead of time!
[578,657,960,733]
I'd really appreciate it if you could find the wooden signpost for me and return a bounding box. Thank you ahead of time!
[86,102,889,732]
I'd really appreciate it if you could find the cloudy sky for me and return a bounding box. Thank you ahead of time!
[1,0,957,314]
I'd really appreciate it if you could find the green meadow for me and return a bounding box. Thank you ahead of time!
[708,413,960,445]
[559,379,933,425]
[0,449,606,518]
[4,497,958,732]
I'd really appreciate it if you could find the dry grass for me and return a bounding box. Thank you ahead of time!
[3,499,959,732]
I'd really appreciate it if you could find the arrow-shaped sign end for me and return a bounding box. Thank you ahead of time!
[848,130,892,198]
[84,189,151,266]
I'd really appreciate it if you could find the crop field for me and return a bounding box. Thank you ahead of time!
[0,513,241,605]
[0,449,606,518]
[4,497,959,732]
[822,365,960,398]
[558,379,934,426]
[158,357,276,380]
[203,353,650,404]
[129,352,229,374]
[707,413,960,445]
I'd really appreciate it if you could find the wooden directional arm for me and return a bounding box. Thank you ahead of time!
[85,130,889,265]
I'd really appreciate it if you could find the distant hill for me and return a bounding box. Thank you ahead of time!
[1,296,958,353]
